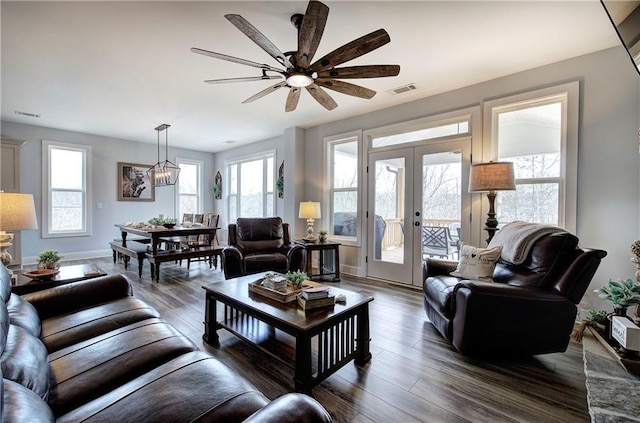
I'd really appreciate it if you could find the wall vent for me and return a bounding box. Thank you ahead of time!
[387,83,417,95]
[14,110,41,118]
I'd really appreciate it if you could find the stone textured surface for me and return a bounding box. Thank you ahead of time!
[583,328,640,422]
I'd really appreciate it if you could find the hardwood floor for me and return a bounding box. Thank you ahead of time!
[69,257,589,423]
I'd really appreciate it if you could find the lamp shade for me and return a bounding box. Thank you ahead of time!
[0,192,38,231]
[468,162,516,193]
[298,201,321,219]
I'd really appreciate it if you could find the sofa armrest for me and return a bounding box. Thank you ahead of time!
[423,257,458,279]
[21,274,133,320]
[221,245,245,279]
[243,393,332,423]
[451,281,577,356]
[284,243,305,273]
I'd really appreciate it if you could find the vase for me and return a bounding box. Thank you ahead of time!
[319,235,327,243]
[38,261,59,270]
[632,256,640,282]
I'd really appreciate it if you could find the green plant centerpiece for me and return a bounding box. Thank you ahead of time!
[595,278,640,316]
[148,216,178,227]
[285,270,307,289]
[37,249,63,269]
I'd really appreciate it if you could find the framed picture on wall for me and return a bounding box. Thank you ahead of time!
[118,162,155,201]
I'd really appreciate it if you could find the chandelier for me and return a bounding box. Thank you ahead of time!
[147,124,180,187]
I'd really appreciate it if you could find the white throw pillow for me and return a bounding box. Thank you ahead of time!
[450,243,502,281]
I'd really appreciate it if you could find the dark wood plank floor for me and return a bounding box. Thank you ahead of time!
[66,257,589,423]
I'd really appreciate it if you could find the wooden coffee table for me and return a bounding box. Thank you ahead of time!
[201,272,374,393]
[12,263,107,295]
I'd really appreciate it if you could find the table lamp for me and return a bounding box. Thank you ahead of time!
[0,192,39,281]
[468,162,516,243]
[299,201,321,241]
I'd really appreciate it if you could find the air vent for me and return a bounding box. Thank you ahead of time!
[223,140,236,144]
[14,110,41,118]
[387,83,417,95]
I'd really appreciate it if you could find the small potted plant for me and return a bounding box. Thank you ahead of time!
[37,249,62,270]
[594,278,640,316]
[285,270,307,289]
[318,229,328,243]
[148,216,178,228]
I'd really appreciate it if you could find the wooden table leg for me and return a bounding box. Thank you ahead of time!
[203,293,220,347]
[355,305,372,365]
[294,334,313,394]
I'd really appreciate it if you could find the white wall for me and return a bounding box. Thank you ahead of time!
[0,121,215,263]
[303,46,640,307]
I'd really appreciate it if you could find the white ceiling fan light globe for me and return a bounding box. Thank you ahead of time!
[286,72,314,88]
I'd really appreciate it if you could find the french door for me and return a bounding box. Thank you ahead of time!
[366,140,471,286]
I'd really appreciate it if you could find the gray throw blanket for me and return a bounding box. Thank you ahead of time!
[488,221,565,264]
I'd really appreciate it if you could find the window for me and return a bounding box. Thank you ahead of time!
[371,116,470,149]
[226,151,275,222]
[42,140,92,237]
[176,158,203,216]
[484,82,579,230]
[326,133,360,242]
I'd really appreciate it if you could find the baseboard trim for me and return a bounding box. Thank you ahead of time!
[24,249,112,266]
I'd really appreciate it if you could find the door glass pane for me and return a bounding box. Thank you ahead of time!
[372,119,470,148]
[421,151,461,261]
[374,157,404,264]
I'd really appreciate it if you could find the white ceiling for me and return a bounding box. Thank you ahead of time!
[1,1,620,153]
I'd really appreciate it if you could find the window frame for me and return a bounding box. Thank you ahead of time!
[175,157,203,217]
[225,150,276,222]
[324,130,363,247]
[482,81,579,232]
[41,140,92,238]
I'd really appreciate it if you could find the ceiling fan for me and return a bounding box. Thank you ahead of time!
[191,0,400,112]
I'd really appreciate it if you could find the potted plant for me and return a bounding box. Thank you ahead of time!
[148,216,178,228]
[318,229,328,243]
[285,270,307,289]
[37,249,63,270]
[594,278,640,316]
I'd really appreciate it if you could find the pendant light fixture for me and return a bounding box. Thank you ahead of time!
[147,124,180,187]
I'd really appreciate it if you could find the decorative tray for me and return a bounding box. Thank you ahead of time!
[22,269,59,280]
[248,273,311,303]
[588,326,640,375]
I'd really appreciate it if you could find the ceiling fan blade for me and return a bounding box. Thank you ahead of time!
[315,78,376,99]
[225,14,293,69]
[309,29,391,72]
[296,1,329,68]
[205,76,282,84]
[285,87,301,112]
[317,64,400,79]
[191,48,283,73]
[242,81,287,104]
[306,83,338,110]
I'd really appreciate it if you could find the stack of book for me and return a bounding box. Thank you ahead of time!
[297,285,335,310]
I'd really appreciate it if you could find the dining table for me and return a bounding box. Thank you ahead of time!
[114,223,221,281]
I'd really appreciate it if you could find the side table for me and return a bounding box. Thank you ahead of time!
[12,263,107,295]
[296,240,341,282]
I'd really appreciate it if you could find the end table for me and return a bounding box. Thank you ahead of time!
[296,240,341,282]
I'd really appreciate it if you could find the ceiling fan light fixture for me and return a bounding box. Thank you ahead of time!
[286,72,313,88]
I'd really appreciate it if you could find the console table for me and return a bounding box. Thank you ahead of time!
[296,240,341,282]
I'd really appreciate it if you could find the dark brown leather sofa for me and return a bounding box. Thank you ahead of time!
[222,217,305,279]
[0,263,331,423]
[423,224,607,356]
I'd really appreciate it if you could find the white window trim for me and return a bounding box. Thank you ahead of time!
[41,140,92,238]
[175,157,204,216]
[324,130,363,247]
[482,81,579,232]
[225,149,276,222]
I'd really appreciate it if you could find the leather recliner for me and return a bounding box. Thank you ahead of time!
[222,217,305,279]
[423,223,607,356]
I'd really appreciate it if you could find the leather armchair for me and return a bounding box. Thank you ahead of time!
[222,217,305,279]
[423,224,607,356]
